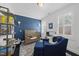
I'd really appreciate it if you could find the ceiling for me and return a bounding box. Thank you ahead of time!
[0,3,69,20]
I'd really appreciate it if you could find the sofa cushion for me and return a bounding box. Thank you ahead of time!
[35,41,44,48]
[33,41,44,56]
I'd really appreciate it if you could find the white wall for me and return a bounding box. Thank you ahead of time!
[41,4,79,54]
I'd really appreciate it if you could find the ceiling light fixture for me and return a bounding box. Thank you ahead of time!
[37,3,43,7]
[37,0,44,7]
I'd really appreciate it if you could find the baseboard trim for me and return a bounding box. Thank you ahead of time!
[66,50,79,56]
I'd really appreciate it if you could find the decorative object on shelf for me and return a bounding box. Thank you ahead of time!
[49,23,53,29]
[0,16,13,24]
[0,16,14,35]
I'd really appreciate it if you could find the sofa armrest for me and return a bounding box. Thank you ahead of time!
[43,39,49,42]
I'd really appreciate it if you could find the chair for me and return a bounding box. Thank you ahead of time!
[44,36,68,56]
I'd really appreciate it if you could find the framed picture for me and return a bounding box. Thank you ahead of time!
[49,23,53,29]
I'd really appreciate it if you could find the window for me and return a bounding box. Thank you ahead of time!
[58,13,72,35]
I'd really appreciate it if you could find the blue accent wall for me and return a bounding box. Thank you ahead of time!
[14,15,41,40]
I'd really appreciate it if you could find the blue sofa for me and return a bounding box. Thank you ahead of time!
[33,36,68,56]
[33,41,44,56]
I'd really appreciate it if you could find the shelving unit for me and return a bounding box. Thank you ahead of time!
[0,6,15,56]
